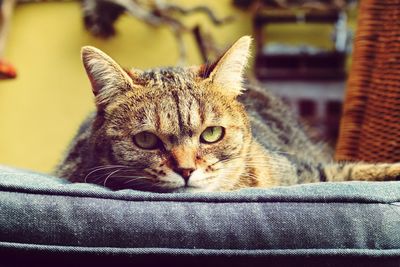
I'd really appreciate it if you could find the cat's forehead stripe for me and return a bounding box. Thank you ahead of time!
[141,67,191,88]
[136,68,203,140]
[157,89,203,143]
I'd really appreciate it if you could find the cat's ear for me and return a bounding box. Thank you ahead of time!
[81,46,133,106]
[201,36,251,96]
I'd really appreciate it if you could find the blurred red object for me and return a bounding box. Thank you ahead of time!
[0,59,17,79]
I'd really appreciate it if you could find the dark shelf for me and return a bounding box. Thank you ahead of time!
[255,52,347,80]
[254,11,340,24]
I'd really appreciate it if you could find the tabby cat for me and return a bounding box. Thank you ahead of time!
[55,36,400,192]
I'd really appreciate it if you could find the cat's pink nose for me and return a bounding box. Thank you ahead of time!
[175,168,195,182]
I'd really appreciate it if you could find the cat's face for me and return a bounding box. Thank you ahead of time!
[82,36,252,192]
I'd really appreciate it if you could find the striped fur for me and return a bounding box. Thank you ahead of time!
[55,36,400,192]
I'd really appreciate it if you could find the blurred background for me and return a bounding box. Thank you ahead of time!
[0,0,357,173]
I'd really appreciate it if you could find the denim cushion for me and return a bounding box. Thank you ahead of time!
[0,165,399,267]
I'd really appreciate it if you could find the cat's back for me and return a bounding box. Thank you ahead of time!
[239,83,332,163]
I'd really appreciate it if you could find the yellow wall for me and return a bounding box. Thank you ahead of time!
[0,1,252,173]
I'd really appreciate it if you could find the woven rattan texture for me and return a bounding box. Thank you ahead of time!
[335,0,400,162]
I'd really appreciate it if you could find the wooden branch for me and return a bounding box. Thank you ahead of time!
[109,0,162,27]
[85,0,233,64]
[165,4,234,26]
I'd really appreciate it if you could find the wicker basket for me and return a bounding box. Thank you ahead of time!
[335,0,400,162]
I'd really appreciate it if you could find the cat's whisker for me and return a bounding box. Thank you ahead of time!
[115,175,152,179]
[84,165,150,184]
[84,166,129,183]
[86,165,146,174]
[87,164,130,171]
[102,169,123,187]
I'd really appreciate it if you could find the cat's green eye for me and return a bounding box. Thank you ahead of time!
[133,131,160,150]
[200,126,225,144]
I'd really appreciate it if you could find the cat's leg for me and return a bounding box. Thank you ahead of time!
[322,162,400,182]
[291,160,400,184]
[262,152,400,185]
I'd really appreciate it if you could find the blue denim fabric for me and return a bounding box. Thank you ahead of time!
[0,166,399,266]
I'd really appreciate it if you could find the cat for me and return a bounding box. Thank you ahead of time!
[55,36,400,192]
